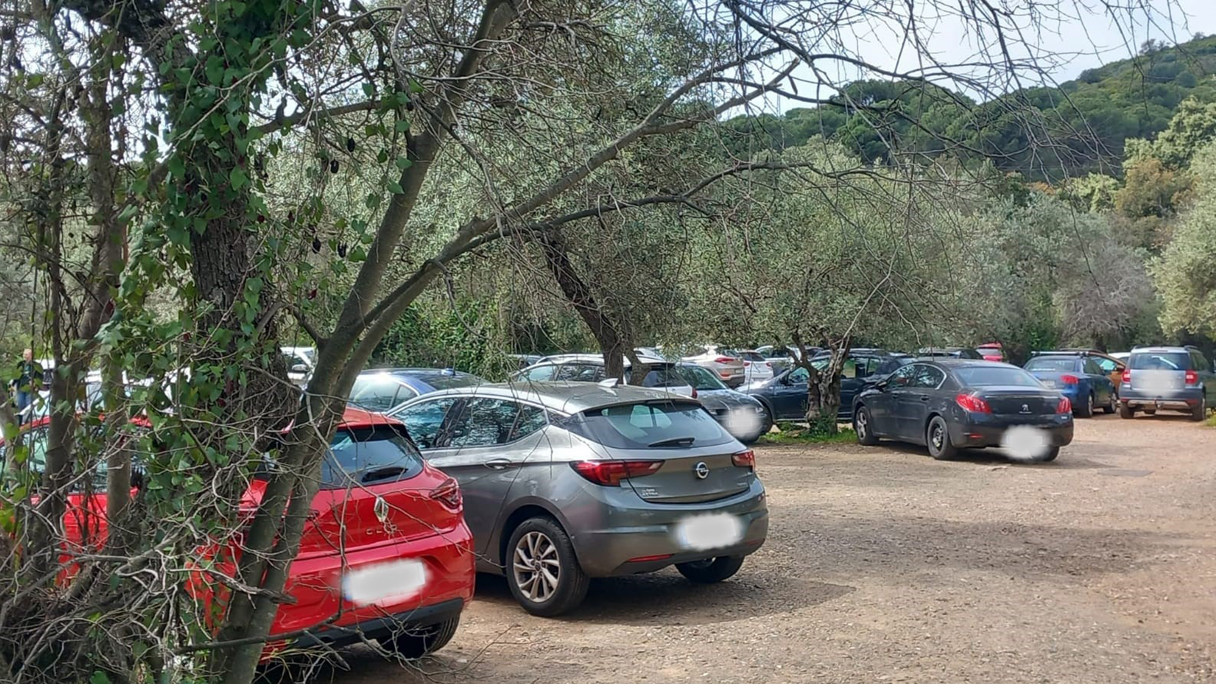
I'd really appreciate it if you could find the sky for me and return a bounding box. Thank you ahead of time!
[754,0,1216,113]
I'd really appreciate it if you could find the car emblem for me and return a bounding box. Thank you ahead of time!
[1020,404,1031,414]
[373,496,389,524]
[694,462,710,479]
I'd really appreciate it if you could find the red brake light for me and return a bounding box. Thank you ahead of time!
[430,477,462,511]
[732,449,756,470]
[1060,374,1079,385]
[955,393,992,414]
[1057,397,1072,414]
[714,356,736,364]
[690,387,698,399]
[571,460,663,486]
[1121,369,1131,383]
[1185,370,1198,385]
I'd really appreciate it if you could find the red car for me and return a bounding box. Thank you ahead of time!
[975,343,1007,363]
[11,408,475,660]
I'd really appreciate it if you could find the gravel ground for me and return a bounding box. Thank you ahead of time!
[331,415,1216,684]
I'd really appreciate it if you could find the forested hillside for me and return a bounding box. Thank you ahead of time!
[724,35,1216,181]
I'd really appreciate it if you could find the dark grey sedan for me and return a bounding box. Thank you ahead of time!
[852,360,1074,462]
[675,363,771,443]
[389,383,768,616]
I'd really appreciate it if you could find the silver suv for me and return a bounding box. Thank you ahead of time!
[389,382,769,616]
[1119,346,1214,421]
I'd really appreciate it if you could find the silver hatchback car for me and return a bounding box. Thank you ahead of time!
[388,382,769,616]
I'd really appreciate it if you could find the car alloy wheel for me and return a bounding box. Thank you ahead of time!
[505,517,589,616]
[1086,394,1094,416]
[512,531,561,603]
[854,406,878,446]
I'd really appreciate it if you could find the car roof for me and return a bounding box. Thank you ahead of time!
[1130,346,1190,353]
[922,358,1016,368]
[406,381,695,415]
[338,406,401,429]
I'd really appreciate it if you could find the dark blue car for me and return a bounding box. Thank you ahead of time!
[348,368,485,413]
[1023,352,1116,417]
[744,349,906,422]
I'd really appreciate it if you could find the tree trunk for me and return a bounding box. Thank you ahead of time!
[801,342,849,435]
[537,232,633,380]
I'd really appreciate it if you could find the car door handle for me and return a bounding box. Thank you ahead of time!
[919,396,929,402]
[486,458,514,470]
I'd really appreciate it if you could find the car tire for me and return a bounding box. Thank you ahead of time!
[1118,403,1135,419]
[388,617,460,659]
[1191,399,1207,422]
[505,517,589,617]
[1033,446,1060,463]
[1103,393,1117,414]
[1076,392,1094,418]
[925,416,957,460]
[854,405,879,446]
[676,556,746,584]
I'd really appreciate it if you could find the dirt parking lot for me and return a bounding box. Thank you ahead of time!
[336,415,1216,684]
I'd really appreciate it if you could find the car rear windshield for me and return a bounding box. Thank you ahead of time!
[676,365,728,390]
[953,366,1041,387]
[322,426,425,488]
[411,371,483,390]
[569,401,732,449]
[1129,352,1190,371]
[976,347,1003,357]
[638,366,687,389]
[1025,357,1080,372]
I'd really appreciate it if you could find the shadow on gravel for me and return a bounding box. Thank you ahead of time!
[471,571,853,626]
[868,442,1112,469]
[780,512,1173,582]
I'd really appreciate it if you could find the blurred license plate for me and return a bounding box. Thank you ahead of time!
[675,514,744,551]
[1041,380,1057,387]
[342,559,427,607]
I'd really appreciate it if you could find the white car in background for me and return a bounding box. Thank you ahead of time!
[729,349,775,384]
[281,346,316,385]
[681,346,747,387]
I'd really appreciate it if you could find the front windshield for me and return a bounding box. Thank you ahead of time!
[676,364,727,390]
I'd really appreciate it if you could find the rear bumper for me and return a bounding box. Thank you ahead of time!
[294,598,464,649]
[1120,387,1203,410]
[948,416,1074,448]
[569,484,768,577]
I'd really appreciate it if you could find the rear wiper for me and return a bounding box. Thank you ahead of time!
[647,436,695,447]
[360,466,406,484]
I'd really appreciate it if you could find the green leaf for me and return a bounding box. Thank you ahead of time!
[229,167,248,191]
[167,156,185,179]
[387,181,404,194]
[90,671,111,684]
[395,119,410,132]
[362,82,375,97]
[395,157,413,170]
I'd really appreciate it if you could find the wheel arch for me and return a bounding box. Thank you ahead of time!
[495,499,573,570]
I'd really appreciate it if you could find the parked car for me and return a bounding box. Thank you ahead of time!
[1110,351,1130,363]
[744,349,902,423]
[675,363,771,443]
[389,383,769,616]
[682,346,747,387]
[281,346,316,385]
[917,347,983,359]
[348,368,485,413]
[11,408,476,660]
[975,343,1007,362]
[511,354,694,396]
[1053,349,1127,397]
[853,360,1074,461]
[1118,346,1214,421]
[1023,351,1117,417]
[724,349,775,384]
[508,354,543,370]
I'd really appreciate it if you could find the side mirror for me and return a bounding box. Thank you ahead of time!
[291,363,308,374]
[874,379,889,391]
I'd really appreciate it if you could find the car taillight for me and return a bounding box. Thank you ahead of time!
[1185,370,1199,385]
[691,387,698,399]
[430,477,462,511]
[764,361,771,368]
[571,460,663,486]
[1121,369,1131,384]
[732,449,756,470]
[1057,397,1072,414]
[714,357,736,364]
[955,393,992,414]
[1060,374,1079,385]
